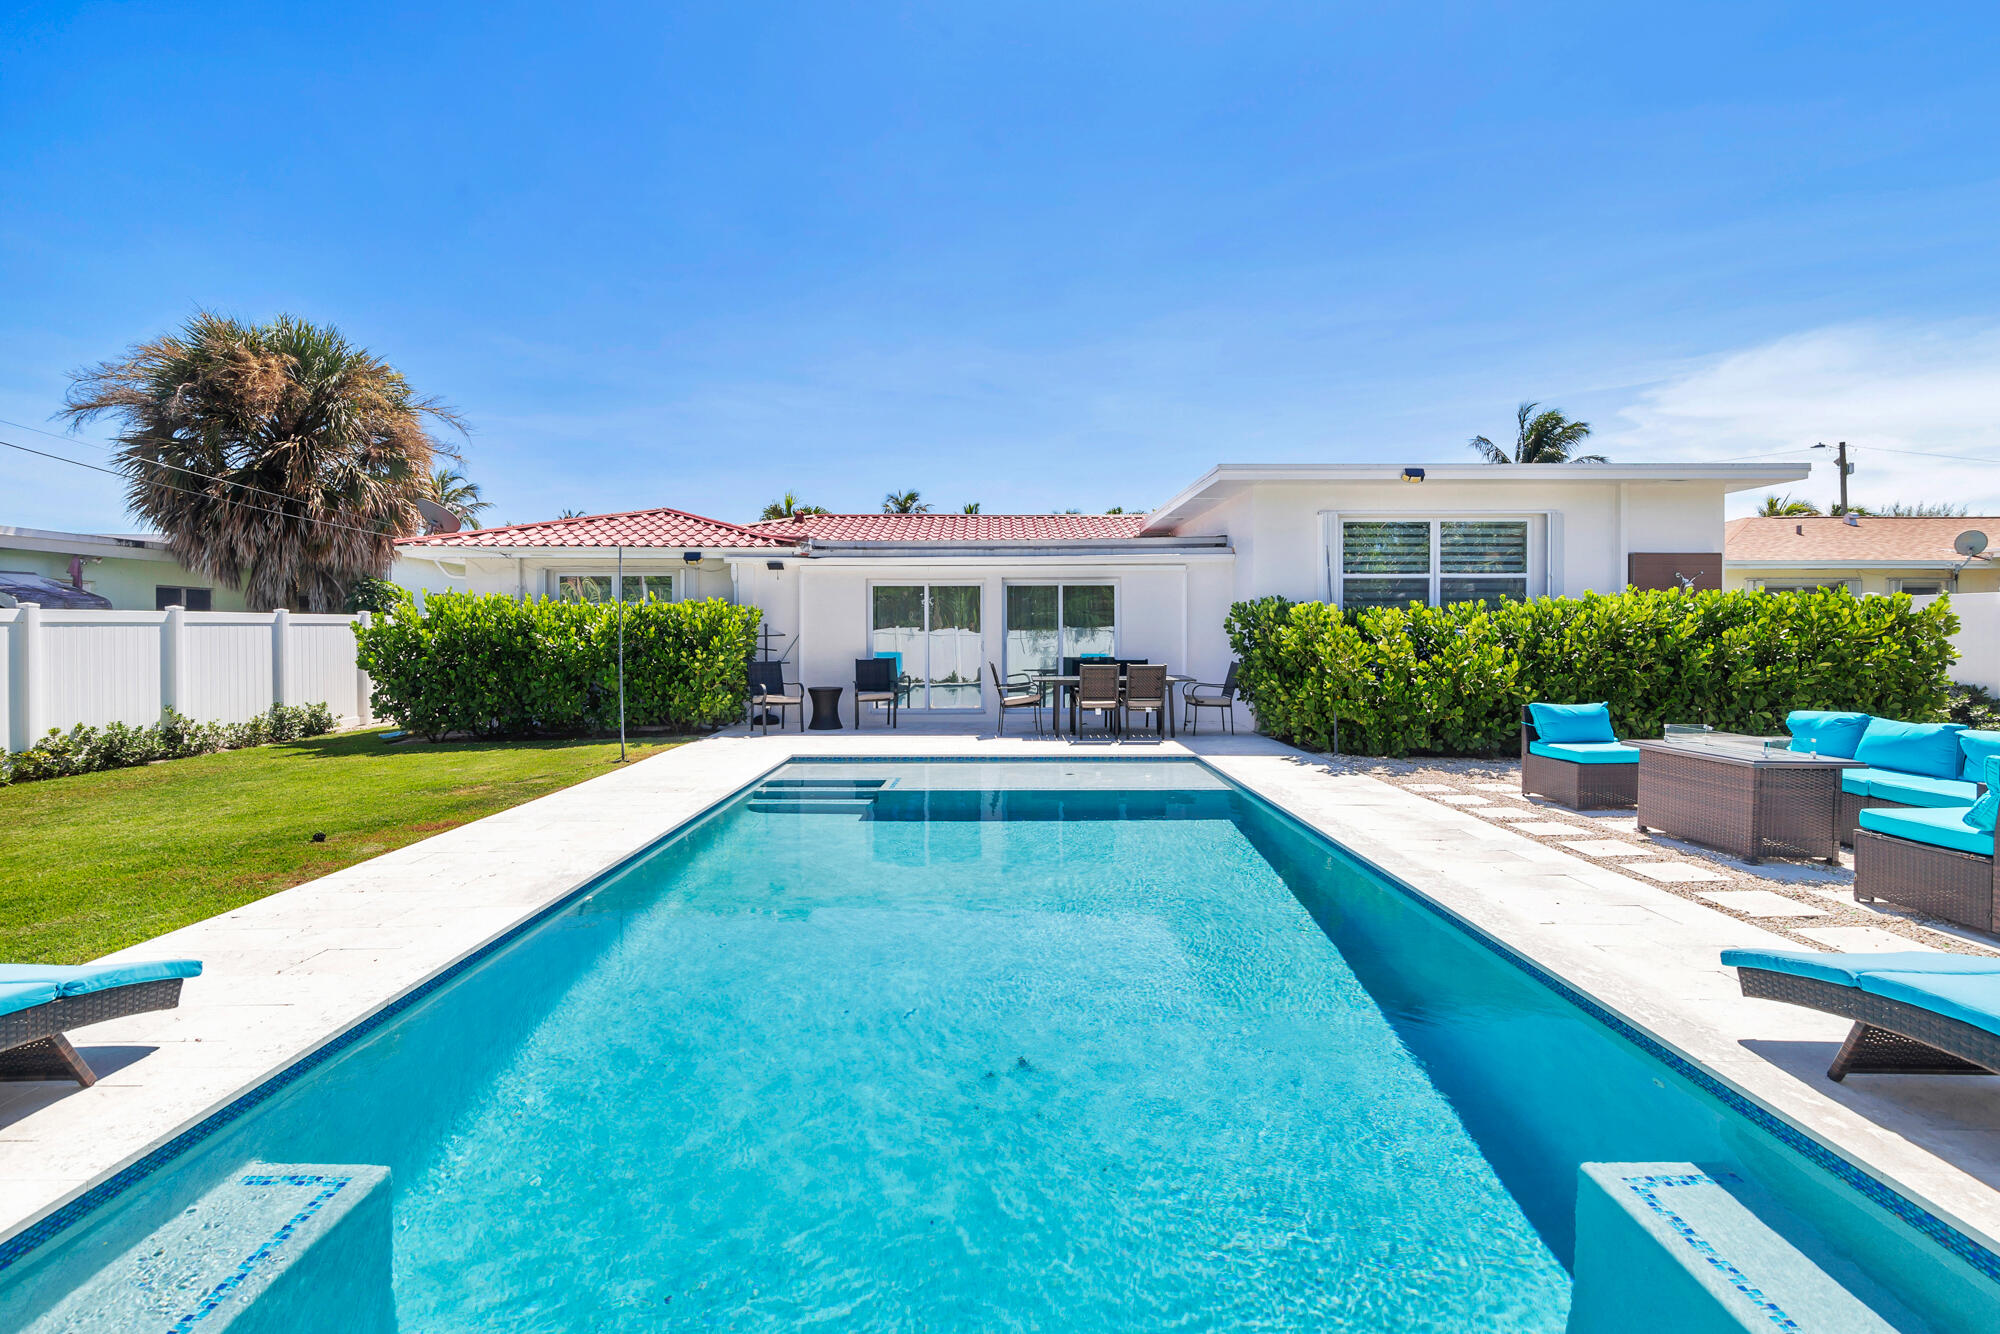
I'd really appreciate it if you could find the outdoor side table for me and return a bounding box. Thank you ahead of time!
[807,686,845,731]
[1632,736,1864,864]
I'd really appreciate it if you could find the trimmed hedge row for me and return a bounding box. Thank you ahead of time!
[354,592,762,739]
[1224,587,1960,757]
[1,703,337,785]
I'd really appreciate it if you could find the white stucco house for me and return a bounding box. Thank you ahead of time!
[393,462,1808,723]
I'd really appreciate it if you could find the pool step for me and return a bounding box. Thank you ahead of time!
[747,777,887,816]
[24,1163,393,1333]
[746,798,879,815]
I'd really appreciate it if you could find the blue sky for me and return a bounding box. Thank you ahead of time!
[5,1,1998,529]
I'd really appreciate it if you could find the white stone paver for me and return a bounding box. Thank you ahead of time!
[1793,926,1943,953]
[1435,794,1490,805]
[1696,890,1832,918]
[1627,861,1730,883]
[3,721,1998,1279]
[1478,807,1545,821]
[1510,820,1594,837]
[1556,839,1656,858]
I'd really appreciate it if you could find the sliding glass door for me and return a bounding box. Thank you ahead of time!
[870,585,983,709]
[1002,584,1116,681]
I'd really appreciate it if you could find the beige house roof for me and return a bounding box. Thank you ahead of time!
[1724,516,1997,567]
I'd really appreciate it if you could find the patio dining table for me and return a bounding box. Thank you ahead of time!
[1029,669,1196,738]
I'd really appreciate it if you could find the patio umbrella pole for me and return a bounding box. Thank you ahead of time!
[617,544,627,763]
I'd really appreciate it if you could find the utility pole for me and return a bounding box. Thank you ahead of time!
[1815,441,1852,514]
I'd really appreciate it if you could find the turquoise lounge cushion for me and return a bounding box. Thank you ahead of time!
[1960,730,2000,784]
[1853,718,1968,781]
[1529,702,1617,744]
[1858,971,2000,1041]
[1529,740,1639,765]
[1857,804,1994,857]
[0,960,201,997]
[1721,948,2000,988]
[0,980,61,1019]
[1840,768,1872,795]
[1865,771,1982,808]
[1968,756,2000,833]
[1785,710,1872,759]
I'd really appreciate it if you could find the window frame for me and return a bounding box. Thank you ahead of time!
[155,585,214,611]
[1324,514,1543,611]
[865,581,987,712]
[999,580,1122,684]
[550,571,677,604]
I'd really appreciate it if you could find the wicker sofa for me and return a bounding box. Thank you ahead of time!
[1789,712,2000,846]
[1519,703,1640,810]
[1849,755,1999,937]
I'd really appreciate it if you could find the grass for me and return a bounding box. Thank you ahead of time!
[0,728,688,964]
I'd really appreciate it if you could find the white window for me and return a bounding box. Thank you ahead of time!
[1333,518,1535,611]
[1890,578,1945,596]
[1755,579,1860,595]
[554,572,674,604]
[1002,583,1117,682]
[870,584,983,709]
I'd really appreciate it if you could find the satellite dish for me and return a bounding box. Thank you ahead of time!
[1954,530,1989,559]
[414,497,462,534]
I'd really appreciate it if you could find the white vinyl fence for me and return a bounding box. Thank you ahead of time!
[1925,592,2000,693]
[0,603,373,753]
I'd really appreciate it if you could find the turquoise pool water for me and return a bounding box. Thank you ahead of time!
[2,759,1993,1330]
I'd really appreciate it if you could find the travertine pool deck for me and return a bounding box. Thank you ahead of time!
[4,726,1999,1274]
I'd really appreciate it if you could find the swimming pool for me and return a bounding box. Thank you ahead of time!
[2,758,1994,1329]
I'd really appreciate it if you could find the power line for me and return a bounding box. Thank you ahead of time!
[0,436,415,542]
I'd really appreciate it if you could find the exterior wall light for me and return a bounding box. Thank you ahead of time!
[682,551,702,565]
[766,560,786,571]
[1401,467,1426,483]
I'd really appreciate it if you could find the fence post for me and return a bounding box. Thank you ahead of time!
[11,601,41,752]
[354,611,374,726]
[271,608,290,708]
[161,604,186,718]
[0,610,13,754]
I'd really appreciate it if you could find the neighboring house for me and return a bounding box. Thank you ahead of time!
[394,462,1806,720]
[0,525,250,611]
[1723,516,1999,596]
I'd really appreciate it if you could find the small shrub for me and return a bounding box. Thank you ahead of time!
[1227,587,1960,757]
[0,703,340,787]
[1948,682,2000,731]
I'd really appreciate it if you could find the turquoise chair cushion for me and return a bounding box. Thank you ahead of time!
[1858,971,2000,1041]
[1528,702,1616,744]
[1857,804,1994,857]
[1853,718,1968,781]
[0,980,61,1019]
[1840,767,1872,795]
[0,960,202,997]
[1720,948,2000,988]
[1529,741,1639,765]
[1960,730,2000,784]
[1968,756,2000,833]
[1865,771,1982,808]
[1785,710,1873,759]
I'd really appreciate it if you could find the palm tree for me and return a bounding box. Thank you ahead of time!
[557,508,589,519]
[760,491,830,521]
[1755,493,1821,517]
[1469,401,1607,464]
[424,465,491,528]
[883,490,930,514]
[1878,501,1968,517]
[962,502,981,514]
[63,312,459,611]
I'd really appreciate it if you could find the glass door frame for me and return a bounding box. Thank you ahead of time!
[999,579,1123,685]
[865,581,987,712]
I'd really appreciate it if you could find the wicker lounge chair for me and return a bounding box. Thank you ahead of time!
[854,658,900,729]
[1520,703,1639,810]
[987,663,1045,736]
[1122,664,1168,738]
[746,661,804,735]
[1181,662,1239,735]
[1075,663,1122,737]
[1723,948,2000,1080]
[0,960,201,1086]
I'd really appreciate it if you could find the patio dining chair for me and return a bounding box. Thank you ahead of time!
[988,663,1045,736]
[1075,662,1123,738]
[854,657,900,729]
[746,661,804,735]
[1182,662,1240,735]
[1123,664,1169,738]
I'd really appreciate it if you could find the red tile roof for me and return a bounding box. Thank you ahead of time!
[397,507,792,549]
[1725,516,1998,564]
[748,512,1152,542]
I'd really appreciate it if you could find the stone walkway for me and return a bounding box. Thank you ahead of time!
[1322,754,2000,958]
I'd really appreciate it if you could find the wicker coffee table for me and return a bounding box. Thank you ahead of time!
[1633,734,1865,864]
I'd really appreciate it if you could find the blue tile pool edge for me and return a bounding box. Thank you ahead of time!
[0,750,799,1279]
[3,751,1996,1293]
[1198,757,2000,1289]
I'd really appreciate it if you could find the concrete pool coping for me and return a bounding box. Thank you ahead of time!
[3,728,1998,1276]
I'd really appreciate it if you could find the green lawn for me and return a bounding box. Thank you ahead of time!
[0,729,687,964]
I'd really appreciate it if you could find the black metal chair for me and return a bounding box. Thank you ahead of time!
[988,663,1045,736]
[746,661,804,734]
[854,658,899,728]
[1182,662,1240,734]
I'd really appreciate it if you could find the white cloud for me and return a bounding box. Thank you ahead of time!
[1600,323,2000,516]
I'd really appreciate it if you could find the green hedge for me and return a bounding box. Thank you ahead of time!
[1224,588,1960,757]
[354,593,762,739]
[1,704,337,786]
